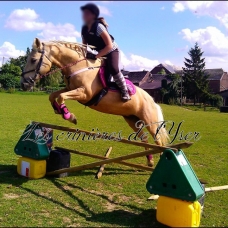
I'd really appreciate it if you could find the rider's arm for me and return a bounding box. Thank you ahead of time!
[82,36,86,45]
[96,25,113,58]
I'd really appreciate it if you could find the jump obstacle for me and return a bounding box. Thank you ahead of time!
[33,121,193,177]
[14,121,228,227]
[14,120,193,178]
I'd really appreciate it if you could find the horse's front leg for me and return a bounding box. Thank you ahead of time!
[56,87,87,125]
[49,88,68,114]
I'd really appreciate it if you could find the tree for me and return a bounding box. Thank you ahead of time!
[182,43,209,105]
[0,63,21,89]
[0,63,21,77]
[38,70,63,88]
[162,74,181,104]
[0,74,20,88]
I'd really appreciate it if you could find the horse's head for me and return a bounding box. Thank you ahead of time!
[21,38,52,91]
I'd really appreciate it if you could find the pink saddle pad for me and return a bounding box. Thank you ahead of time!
[99,67,136,96]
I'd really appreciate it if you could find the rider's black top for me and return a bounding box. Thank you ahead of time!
[81,21,114,51]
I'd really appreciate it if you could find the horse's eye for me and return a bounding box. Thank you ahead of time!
[31,59,36,64]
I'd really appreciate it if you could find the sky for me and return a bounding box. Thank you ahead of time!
[0,1,228,71]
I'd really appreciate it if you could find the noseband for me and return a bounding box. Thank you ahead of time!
[21,44,51,86]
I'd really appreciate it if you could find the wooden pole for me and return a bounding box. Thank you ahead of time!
[55,146,155,172]
[147,185,228,200]
[96,147,112,179]
[33,121,193,151]
[46,148,166,176]
[205,185,228,192]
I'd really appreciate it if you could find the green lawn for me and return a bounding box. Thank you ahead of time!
[0,92,228,227]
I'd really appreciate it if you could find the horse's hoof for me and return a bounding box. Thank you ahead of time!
[69,113,77,125]
[72,118,77,125]
[147,160,154,167]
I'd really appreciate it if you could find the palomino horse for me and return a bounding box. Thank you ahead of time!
[21,38,169,166]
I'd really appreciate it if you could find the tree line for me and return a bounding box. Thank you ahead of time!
[0,47,63,90]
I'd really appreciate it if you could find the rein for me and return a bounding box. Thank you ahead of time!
[40,58,87,79]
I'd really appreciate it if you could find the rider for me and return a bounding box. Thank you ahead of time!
[80,3,131,101]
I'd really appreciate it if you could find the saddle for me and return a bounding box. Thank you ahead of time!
[99,67,136,94]
[106,71,129,90]
[83,67,136,106]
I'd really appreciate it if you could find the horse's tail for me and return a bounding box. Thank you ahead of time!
[155,103,170,146]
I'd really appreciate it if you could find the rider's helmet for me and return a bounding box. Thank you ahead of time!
[80,3,100,18]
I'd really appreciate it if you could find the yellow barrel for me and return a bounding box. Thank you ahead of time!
[156,196,201,227]
[17,157,46,179]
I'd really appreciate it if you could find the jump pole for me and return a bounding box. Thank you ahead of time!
[147,185,228,200]
[96,147,113,179]
[46,148,161,176]
[55,146,155,172]
[47,141,192,176]
[55,142,194,174]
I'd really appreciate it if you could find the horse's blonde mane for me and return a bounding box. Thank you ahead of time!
[50,41,95,51]
[46,40,96,57]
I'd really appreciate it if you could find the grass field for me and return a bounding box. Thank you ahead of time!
[0,92,228,227]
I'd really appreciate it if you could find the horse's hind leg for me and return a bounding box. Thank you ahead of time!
[123,115,154,167]
[138,111,163,146]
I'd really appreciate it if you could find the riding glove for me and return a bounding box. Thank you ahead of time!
[86,45,98,60]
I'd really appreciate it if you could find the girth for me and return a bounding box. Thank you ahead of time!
[80,88,108,107]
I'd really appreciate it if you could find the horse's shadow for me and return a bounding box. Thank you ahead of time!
[87,209,165,227]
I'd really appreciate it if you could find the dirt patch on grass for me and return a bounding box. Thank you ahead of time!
[133,197,144,205]
[179,107,193,111]
[105,201,116,211]
[39,192,49,197]
[63,185,73,191]
[3,193,20,199]
[117,195,131,203]
[39,210,50,218]
[63,216,72,224]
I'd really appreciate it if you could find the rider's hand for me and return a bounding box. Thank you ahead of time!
[86,52,97,60]
[86,45,98,60]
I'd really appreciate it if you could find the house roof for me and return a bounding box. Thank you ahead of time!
[152,63,181,74]
[127,71,149,83]
[160,63,176,74]
[121,70,130,76]
[139,74,171,90]
[205,68,224,80]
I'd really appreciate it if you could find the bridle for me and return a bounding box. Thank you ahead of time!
[21,44,52,86]
[21,43,87,86]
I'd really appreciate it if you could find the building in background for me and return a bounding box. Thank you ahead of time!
[125,64,228,103]
[126,70,150,87]
[205,69,228,93]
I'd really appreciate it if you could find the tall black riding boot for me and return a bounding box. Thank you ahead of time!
[113,72,131,101]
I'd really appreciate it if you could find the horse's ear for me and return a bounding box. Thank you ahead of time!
[33,38,41,49]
